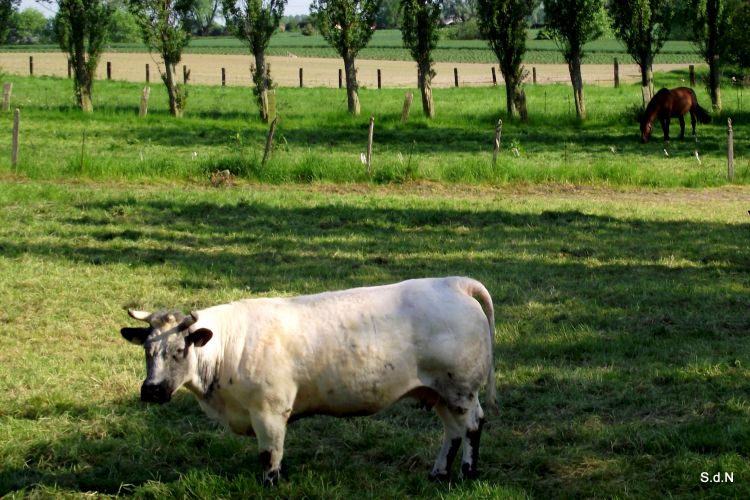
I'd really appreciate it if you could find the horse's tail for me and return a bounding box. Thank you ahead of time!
[690,89,712,124]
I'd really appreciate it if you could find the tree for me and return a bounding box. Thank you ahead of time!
[545,0,605,120]
[376,0,400,27]
[109,2,141,43]
[9,7,48,43]
[52,1,112,112]
[689,0,735,111]
[311,0,381,115]
[726,0,750,69]
[476,0,533,120]
[129,0,195,117]
[609,0,674,99]
[187,0,221,35]
[400,0,441,118]
[0,0,19,43]
[223,0,286,122]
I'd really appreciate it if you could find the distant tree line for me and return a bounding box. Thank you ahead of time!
[1,0,747,120]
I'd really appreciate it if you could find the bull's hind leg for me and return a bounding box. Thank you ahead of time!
[459,395,485,480]
[430,403,464,481]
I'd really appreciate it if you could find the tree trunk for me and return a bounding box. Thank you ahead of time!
[639,57,653,103]
[253,49,270,122]
[709,54,722,111]
[164,60,182,118]
[418,58,434,118]
[568,55,585,120]
[73,45,93,112]
[343,52,360,115]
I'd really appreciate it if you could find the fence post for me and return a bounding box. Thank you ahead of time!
[106,61,112,80]
[454,67,459,87]
[401,92,413,123]
[29,56,33,76]
[67,59,72,79]
[139,86,151,118]
[338,69,342,89]
[727,118,734,181]
[262,117,279,167]
[2,82,12,112]
[689,65,695,87]
[299,67,303,88]
[146,63,150,83]
[366,116,374,175]
[183,65,189,84]
[491,67,497,85]
[532,67,537,85]
[614,58,619,88]
[221,67,226,86]
[493,118,502,166]
[377,69,381,89]
[11,108,20,169]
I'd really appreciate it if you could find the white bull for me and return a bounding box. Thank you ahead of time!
[121,277,497,485]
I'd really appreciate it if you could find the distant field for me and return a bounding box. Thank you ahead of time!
[0,29,703,64]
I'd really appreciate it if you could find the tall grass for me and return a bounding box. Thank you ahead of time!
[0,70,747,187]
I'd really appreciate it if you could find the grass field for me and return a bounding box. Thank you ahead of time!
[0,30,704,65]
[0,70,747,187]
[0,180,748,498]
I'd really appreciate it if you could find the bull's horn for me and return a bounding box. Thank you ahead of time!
[128,309,152,322]
[178,311,199,329]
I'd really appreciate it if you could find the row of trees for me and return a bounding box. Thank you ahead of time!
[3,0,745,122]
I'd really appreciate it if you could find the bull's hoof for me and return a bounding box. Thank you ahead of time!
[263,469,281,487]
[428,471,450,482]
[460,462,479,480]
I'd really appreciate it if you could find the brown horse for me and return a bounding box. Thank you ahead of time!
[640,87,711,143]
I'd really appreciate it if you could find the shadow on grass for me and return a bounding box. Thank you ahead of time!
[1,195,749,496]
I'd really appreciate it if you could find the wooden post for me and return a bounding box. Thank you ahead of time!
[139,86,151,117]
[493,118,502,166]
[491,67,497,86]
[366,116,374,175]
[183,65,189,84]
[377,69,382,89]
[11,108,20,169]
[67,59,72,79]
[221,68,226,86]
[689,65,695,87]
[146,64,150,83]
[401,92,413,123]
[299,67,303,88]
[262,117,279,166]
[338,69,342,89]
[107,61,112,80]
[728,118,734,181]
[29,56,33,76]
[532,67,537,85]
[614,58,620,88]
[454,67,459,87]
[2,83,12,112]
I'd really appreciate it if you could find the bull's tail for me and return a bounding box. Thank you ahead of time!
[460,277,498,416]
[690,89,712,124]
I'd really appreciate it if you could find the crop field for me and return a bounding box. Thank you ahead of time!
[0,67,748,498]
[0,29,703,65]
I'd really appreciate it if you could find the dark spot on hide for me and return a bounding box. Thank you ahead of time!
[229,378,233,385]
[204,376,220,399]
[462,417,485,479]
[384,362,395,371]
[447,372,453,379]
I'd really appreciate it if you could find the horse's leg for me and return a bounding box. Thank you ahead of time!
[690,110,697,136]
[678,115,685,139]
[661,118,670,142]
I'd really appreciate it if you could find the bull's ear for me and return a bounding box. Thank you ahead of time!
[186,328,213,348]
[128,310,152,322]
[121,327,150,345]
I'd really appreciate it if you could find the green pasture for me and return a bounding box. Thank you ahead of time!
[0,30,703,64]
[0,181,748,498]
[0,70,748,187]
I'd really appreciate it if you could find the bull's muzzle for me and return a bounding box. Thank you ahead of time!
[140,382,171,404]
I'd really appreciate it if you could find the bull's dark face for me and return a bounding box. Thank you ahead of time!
[121,310,212,404]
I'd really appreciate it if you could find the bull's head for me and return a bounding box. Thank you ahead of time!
[121,309,212,404]
[640,118,653,143]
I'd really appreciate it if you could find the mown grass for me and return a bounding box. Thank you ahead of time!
[0,69,748,188]
[0,181,748,498]
[0,30,703,64]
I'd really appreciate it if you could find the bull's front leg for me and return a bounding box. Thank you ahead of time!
[251,411,288,486]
